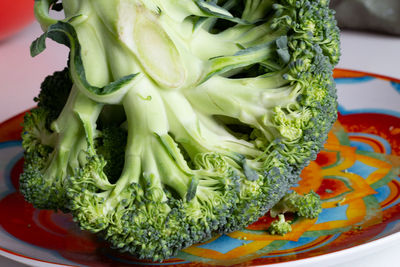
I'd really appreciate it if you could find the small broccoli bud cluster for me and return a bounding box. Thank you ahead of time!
[268,214,292,235]
[19,160,68,211]
[270,191,322,219]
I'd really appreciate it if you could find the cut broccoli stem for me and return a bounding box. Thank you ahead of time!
[149,135,192,200]
[161,90,260,160]
[204,41,277,81]
[192,15,288,60]
[105,81,172,201]
[34,0,58,31]
[242,0,274,22]
[187,75,299,116]
[190,27,244,60]
[46,86,102,174]
[190,22,280,59]
[185,74,302,145]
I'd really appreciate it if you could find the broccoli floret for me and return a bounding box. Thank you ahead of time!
[20,71,103,211]
[270,191,323,219]
[22,0,339,261]
[268,214,292,235]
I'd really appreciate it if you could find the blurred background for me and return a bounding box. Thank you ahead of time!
[2,0,400,42]
[331,0,400,36]
[0,0,34,41]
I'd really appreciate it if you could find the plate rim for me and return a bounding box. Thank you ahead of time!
[0,68,399,266]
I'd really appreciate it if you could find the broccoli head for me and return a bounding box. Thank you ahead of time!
[270,190,323,219]
[21,0,339,261]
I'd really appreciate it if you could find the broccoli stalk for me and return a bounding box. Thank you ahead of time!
[21,0,340,260]
[268,214,292,236]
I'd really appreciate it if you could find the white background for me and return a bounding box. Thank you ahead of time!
[0,20,400,267]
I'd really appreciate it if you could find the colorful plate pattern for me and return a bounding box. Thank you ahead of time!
[0,69,399,266]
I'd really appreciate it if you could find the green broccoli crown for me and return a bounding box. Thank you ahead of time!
[268,214,292,235]
[296,191,323,218]
[270,190,323,219]
[20,71,117,211]
[20,70,73,211]
[20,108,63,210]
[22,0,339,260]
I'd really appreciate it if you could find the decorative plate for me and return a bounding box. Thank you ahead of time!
[0,69,399,266]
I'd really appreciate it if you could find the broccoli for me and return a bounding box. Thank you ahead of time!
[268,214,292,235]
[21,0,339,261]
[20,68,103,211]
[270,191,323,219]
[268,191,322,236]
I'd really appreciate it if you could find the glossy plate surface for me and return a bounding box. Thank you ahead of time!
[0,69,399,266]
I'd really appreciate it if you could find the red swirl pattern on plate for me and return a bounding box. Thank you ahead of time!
[0,69,399,266]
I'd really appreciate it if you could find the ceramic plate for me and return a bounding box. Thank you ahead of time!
[0,69,399,267]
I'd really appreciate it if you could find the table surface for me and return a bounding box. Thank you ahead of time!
[0,20,399,267]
